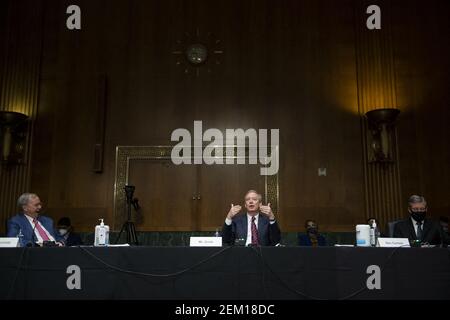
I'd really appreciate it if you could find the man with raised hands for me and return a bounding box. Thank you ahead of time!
[221,190,281,246]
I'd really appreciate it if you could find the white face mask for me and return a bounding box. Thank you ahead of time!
[58,229,68,236]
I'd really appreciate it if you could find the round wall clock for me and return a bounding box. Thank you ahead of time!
[185,44,208,65]
[172,29,224,76]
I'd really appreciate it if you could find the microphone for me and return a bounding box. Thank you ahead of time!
[35,213,58,247]
[28,215,57,247]
[27,216,38,247]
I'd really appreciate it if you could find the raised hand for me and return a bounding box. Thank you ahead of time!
[226,203,242,220]
[260,202,275,220]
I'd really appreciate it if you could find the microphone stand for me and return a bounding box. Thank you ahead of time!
[27,215,38,247]
[27,213,57,247]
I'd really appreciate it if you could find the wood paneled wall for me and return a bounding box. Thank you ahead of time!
[0,1,43,233]
[353,0,403,230]
[392,0,450,220]
[1,0,448,234]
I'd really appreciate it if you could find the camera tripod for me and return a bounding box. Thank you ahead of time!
[115,185,139,245]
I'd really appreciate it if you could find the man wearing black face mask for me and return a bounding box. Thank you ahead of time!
[298,220,327,246]
[57,217,83,247]
[393,195,448,246]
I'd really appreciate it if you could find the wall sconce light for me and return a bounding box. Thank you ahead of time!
[0,111,29,165]
[365,108,400,163]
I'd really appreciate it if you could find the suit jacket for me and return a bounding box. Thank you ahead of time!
[298,234,327,246]
[6,213,62,246]
[393,218,446,246]
[65,232,83,246]
[222,213,281,246]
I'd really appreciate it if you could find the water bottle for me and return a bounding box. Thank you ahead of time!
[215,228,220,237]
[369,220,377,247]
[17,229,24,247]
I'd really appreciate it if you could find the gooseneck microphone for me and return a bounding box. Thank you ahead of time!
[27,216,38,247]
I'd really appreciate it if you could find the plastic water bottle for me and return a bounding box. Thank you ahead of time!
[94,218,110,246]
[369,220,377,247]
[215,228,220,237]
[17,229,24,247]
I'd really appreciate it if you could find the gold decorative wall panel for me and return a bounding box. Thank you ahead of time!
[114,146,279,231]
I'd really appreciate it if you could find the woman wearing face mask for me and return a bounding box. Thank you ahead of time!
[57,217,84,246]
[298,220,327,246]
[393,195,448,246]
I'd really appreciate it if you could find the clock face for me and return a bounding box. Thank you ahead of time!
[172,30,223,76]
[185,44,208,65]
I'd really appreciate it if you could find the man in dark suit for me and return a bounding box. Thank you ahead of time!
[222,190,281,246]
[6,193,63,246]
[393,195,448,246]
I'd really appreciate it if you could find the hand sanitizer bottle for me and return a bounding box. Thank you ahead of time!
[94,219,109,246]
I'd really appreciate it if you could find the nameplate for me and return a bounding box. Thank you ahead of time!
[189,237,222,247]
[0,238,20,248]
[377,237,410,248]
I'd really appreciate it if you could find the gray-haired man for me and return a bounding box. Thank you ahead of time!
[7,193,64,246]
[222,190,281,246]
[393,195,448,246]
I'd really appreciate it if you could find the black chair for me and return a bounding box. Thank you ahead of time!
[387,220,401,237]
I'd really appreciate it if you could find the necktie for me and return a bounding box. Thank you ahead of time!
[33,218,50,241]
[416,221,423,241]
[251,216,259,245]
